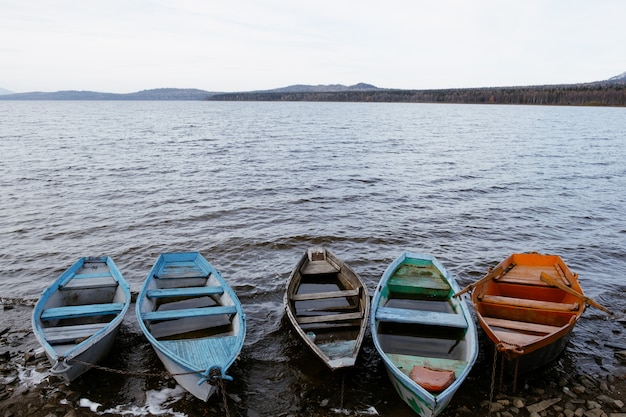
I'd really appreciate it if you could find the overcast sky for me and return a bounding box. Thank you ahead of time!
[1,0,624,93]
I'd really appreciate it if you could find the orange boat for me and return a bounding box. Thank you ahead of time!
[464,253,587,376]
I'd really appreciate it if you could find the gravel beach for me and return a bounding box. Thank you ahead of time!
[2,301,626,417]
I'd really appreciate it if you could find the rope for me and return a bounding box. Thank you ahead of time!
[62,357,214,378]
[488,346,498,417]
[207,367,231,417]
[217,376,231,417]
[340,373,345,409]
[66,358,233,415]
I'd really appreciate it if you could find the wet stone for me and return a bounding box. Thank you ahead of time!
[587,400,601,409]
[564,386,579,399]
[513,398,525,408]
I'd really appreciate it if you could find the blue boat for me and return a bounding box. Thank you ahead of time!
[32,256,131,382]
[136,252,246,401]
[370,252,478,417]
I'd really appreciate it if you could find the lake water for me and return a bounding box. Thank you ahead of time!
[1,101,625,416]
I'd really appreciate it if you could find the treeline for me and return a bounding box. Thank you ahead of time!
[208,83,626,107]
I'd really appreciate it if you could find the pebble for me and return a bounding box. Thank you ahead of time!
[2,305,626,417]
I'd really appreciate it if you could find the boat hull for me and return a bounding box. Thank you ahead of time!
[284,247,369,371]
[136,252,245,401]
[32,256,131,382]
[471,252,585,374]
[370,252,478,416]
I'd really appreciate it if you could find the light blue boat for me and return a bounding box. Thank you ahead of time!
[32,256,131,382]
[370,252,478,417]
[136,252,246,401]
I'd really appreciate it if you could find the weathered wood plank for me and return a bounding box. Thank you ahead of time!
[480,295,579,311]
[301,260,339,275]
[42,303,125,320]
[154,274,211,280]
[291,288,360,301]
[61,276,117,290]
[296,311,363,324]
[141,305,237,321]
[483,317,561,334]
[375,306,467,329]
[44,323,109,344]
[147,286,224,299]
[492,329,543,347]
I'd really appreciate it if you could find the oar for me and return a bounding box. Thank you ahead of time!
[453,265,505,298]
[539,272,612,315]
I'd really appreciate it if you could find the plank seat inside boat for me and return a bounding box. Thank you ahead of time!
[292,288,360,301]
[386,353,468,376]
[482,317,561,334]
[60,272,117,290]
[375,306,467,329]
[495,265,569,287]
[301,260,339,275]
[141,305,237,321]
[147,286,224,299]
[480,295,579,311]
[388,274,450,297]
[154,273,211,280]
[491,329,543,347]
[44,322,109,344]
[296,311,363,325]
[41,303,125,320]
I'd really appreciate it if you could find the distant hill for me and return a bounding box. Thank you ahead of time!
[607,71,626,83]
[209,74,626,107]
[259,83,381,93]
[1,73,625,106]
[0,87,13,95]
[0,88,215,101]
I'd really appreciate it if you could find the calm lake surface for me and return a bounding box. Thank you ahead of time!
[1,101,625,416]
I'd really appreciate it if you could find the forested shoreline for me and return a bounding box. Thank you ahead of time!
[208,83,626,106]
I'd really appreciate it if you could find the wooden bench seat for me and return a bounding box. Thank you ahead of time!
[60,272,117,290]
[44,323,109,344]
[387,275,450,298]
[141,305,237,321]
[154,273,211,280]
[41,303,125,320]
[292,288,360,301]
[147,286,224,299]
[482,317,561,334]
[301,260,339,275]
[296,311,363,325]
[375,306,467,329]
[480,295,579,311]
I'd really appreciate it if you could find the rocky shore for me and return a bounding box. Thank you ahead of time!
[2,301,626,417]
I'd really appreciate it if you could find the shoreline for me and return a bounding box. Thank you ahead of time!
[2,302,626,417]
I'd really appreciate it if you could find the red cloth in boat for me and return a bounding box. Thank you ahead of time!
[409,366,456,392]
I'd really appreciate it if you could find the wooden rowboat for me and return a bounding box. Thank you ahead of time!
[371,252,478,417]
[284,247,369,370]
[136,252,246,401]
[32,256,131,382]
[467,252,586,375]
